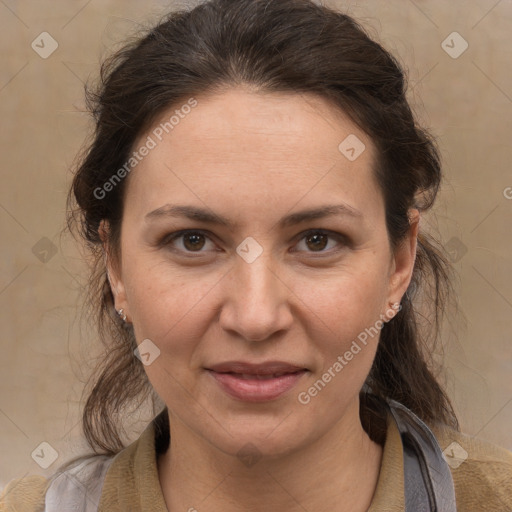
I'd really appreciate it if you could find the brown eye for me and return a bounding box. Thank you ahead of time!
[162,230,216,254]
[182,232,206,251]
[304,232,329,251]
[294,229,347,254]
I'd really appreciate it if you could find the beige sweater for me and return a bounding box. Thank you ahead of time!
[2,411,511,511]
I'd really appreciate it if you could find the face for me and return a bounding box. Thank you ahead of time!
[106,87,418,459]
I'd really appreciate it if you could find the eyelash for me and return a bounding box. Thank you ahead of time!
[159,229,348,256]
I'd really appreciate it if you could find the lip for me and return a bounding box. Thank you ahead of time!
[207,361,307,375]
[205,361,308,402]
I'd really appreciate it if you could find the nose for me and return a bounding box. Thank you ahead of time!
[218,253,294,342]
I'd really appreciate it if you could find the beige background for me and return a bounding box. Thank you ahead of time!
[1,0,511,487]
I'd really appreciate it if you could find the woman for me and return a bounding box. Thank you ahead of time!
[1,0,511,510]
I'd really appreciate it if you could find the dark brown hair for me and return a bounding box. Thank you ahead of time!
[67,0,459,456]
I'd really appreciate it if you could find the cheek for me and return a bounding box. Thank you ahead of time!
[123,263,221,402]
[126,268,216,339]
[126,248,388,335]
[290,262,388,404]
[123,239,389,362]
[292,272,385,408]
[292,263,388,340]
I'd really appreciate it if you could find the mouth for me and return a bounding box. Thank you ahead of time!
[216,371,304,380]
[205,361,308,402]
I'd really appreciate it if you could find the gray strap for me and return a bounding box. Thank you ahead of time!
[44,455,114,512]
[387,399,457,512]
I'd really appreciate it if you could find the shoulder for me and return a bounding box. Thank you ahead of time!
[0,454,115,512]
[0,474,49,512]
[430,423,512,511]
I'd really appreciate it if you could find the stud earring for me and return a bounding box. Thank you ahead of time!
[117,308,127,322]
[384,301,401,321]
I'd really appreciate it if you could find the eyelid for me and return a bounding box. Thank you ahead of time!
[290,229,348,253]
[159,228,348,254]
[158,229,218,250]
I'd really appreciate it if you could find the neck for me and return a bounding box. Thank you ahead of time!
[158,398,383,512]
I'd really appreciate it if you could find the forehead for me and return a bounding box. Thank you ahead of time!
[125,87,384,227]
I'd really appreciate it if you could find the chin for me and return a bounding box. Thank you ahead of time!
[204,416,314,462]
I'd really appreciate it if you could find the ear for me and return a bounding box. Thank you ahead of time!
[99,220,130,321]
[386,208,420,306]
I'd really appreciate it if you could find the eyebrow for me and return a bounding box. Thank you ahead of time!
[145,203,363,229]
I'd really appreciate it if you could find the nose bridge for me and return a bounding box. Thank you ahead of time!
[238,250,278,301]
[235,235,279,296]
[221,242,292,341]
